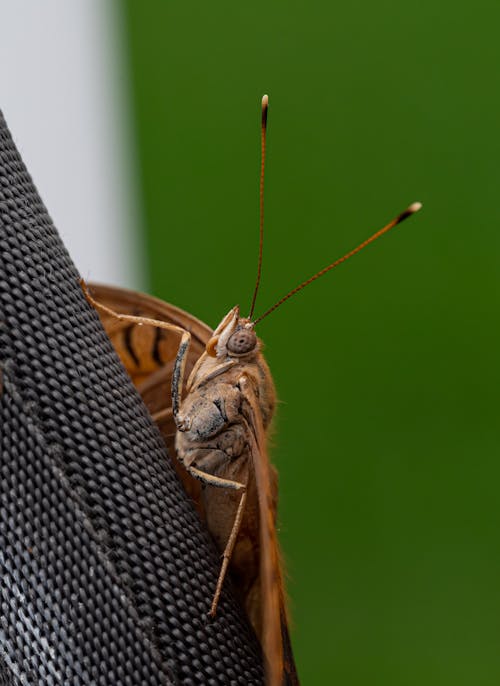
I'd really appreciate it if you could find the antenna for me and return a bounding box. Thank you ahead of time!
[248,94,269,320]
[252,201,422,325]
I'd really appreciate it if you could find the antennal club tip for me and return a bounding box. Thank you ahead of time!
[396,201,423,225]
[261,94,269,133]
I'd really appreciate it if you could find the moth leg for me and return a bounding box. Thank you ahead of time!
[80,279,190,422]
[188,465,247,617]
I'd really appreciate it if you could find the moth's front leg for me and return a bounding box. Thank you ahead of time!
[80,279,191,426]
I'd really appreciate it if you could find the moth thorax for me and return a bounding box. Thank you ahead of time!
[227,328,257,356]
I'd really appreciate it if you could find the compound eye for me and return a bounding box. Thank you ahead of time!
[227,328,257,356]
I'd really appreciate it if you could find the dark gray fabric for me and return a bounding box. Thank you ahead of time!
[0,110,263,685]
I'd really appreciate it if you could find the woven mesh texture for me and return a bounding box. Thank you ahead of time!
[0,111,264,685]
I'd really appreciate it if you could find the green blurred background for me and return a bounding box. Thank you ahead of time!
[121,2,500,683]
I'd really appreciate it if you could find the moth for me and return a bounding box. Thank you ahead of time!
[83,95,421,686]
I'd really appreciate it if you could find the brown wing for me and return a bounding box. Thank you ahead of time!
[240,376,300,686]
[88,283,212,508]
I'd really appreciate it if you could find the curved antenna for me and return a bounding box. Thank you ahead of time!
[248,94,269,320]
[252,201,422,326]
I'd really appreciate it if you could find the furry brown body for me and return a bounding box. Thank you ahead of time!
[175,307,277,637]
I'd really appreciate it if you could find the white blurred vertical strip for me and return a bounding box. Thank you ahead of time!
[0,1,144,288]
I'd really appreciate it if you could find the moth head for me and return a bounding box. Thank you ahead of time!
[206,306,258,359]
